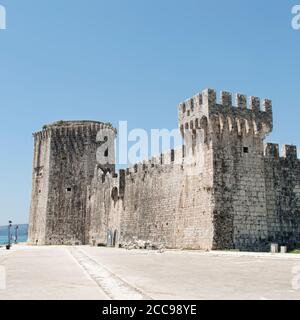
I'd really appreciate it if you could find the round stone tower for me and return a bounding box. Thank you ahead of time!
[28,120,116,245]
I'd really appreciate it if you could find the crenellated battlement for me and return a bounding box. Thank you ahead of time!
[178,88,273,138]
[124,147,184,177]
[94,148,184,192]
[94,150,182,202]
[264,143,299,161]
[33,120,116,140]
[94,146,186,204]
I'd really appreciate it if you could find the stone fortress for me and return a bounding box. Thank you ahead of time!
[28,88,300,252]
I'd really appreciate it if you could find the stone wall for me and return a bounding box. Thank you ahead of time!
[88,145,215,250]
[28,131,51,244]
[121,148,214,250]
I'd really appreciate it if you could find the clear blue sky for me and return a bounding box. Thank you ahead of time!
[0,0,299,225]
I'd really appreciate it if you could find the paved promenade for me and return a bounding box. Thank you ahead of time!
[1,245,300,300]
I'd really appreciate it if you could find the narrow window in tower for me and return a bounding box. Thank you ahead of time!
[190,99,194,111]
[243,147,249,154]
[35,166,44,178]
[66,187,72,192]
[104,148,109,157]
[111,187,118,202]
[171,149,175,162]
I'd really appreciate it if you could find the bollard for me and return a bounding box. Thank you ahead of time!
[271,243,279,253]
[280,246,287,254]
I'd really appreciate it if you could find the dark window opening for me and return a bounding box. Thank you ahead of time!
[243,147,249,153]
[104,148,109,157]
[66,188,72,192]
[35,166,44,178]
[190,99,194,111]
[111,187,118,202]
[171,149,175,162]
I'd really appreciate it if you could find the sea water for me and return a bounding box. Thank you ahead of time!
[0,224,28,245]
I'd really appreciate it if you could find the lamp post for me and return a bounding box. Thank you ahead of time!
[7,220,12,250]
[15,225,19,244]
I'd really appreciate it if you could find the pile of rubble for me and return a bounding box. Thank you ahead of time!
[120,238,165,253]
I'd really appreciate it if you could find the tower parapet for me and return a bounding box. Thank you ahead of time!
[35,120,116,137]
[178,88,273,139]
[264,143,299,160]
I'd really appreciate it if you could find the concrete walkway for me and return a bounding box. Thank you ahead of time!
[0,245,107,300]
[1,245,300,300]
